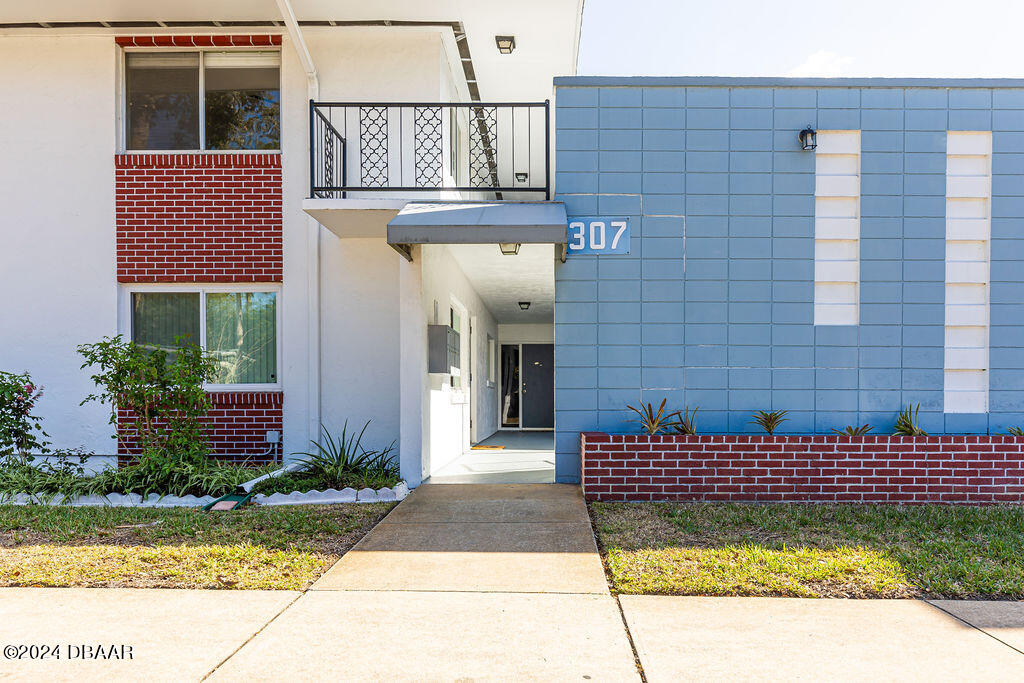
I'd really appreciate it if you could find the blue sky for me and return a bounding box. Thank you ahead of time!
[577,0,1024,78]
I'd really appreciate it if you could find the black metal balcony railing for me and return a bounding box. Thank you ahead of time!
[309,101,549,199]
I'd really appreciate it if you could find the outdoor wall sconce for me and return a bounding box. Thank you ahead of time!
[499,243,521,256]
[518,301,531,310]
[495,35,516,54]
[799,127,817,150]
[515,171,529,182]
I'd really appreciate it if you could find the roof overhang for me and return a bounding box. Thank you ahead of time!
[387,201,567,246]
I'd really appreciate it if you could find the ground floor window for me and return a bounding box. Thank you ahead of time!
[130,288,278,386]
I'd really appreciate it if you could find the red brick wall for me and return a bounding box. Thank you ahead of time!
[581,433,1024,504]
[117,392,283,466]
[115,153,282,283]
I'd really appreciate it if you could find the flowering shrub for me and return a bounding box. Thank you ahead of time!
[0,371,49,459]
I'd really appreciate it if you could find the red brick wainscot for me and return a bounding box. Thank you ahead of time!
[580,433,1024,504]
[118,392,283,466]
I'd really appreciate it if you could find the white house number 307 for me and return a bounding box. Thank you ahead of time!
[567,218,630,254]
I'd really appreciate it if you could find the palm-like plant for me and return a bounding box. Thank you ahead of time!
[1006,426,1024,436]
[626,399,678,435]
[751,410,788,435]
[893,404,928,436]
[832,424,873,436]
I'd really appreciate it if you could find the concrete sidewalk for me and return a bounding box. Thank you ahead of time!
[2,486,1023,680]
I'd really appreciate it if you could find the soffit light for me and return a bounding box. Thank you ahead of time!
[495,35,516,54]
[799,127,817,151]
[499,243,521,256]
[518,301,531,310]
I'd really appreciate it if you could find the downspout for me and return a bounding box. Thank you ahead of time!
[275,0,323,455]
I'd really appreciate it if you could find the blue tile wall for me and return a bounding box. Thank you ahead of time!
[551,83,1024,482]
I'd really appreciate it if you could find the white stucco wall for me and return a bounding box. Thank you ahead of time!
[419,245,500,478]
[0,36,117,453]
[0,27,468,482]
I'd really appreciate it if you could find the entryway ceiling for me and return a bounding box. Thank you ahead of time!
[446,243,554,323]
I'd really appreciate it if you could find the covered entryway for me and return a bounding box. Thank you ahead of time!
[388,201,565,484]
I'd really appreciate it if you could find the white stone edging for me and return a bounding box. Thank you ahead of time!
[0,481,409,507]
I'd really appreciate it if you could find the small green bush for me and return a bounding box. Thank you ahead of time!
[293,422,398,490]
[0,370,49,459]
[78,335,217,467]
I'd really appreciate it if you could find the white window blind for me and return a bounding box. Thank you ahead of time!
[814,131,861,326]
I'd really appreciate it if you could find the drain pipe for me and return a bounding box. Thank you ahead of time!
[276,0,323,457]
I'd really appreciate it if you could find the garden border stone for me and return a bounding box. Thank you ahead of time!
[0,481,409,507]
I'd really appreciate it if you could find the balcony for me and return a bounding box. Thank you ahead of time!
[304,101,550,239]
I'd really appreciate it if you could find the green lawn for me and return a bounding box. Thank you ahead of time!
[590,502,1024,599]
[0,503,393,590]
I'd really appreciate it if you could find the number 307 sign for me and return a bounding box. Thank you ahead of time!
[567,217,630,255]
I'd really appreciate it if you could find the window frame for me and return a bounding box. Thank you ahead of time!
[118,46,283,154]
[119,283,283,391]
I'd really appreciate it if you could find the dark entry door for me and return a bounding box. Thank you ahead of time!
[521,344,554,429]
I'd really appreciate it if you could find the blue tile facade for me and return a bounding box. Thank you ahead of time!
[552,79,1024,482]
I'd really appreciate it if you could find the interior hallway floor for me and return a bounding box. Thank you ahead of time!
[426,430,555,484]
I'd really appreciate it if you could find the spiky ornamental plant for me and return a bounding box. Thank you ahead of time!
[751,410,788,435]
[832,424,873,436]
[626,399,679,435]
[1006,426,1024,436]
[671,406,699,435]
[893,404,928,436]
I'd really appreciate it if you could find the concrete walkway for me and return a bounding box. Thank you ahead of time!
[2,485,1023,680]
[210,484,639,680]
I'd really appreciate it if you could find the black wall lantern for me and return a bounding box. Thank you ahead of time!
[518,301,531,310]
[799,127,817,151]
[495,35,516,54]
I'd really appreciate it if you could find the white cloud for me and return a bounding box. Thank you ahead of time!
[786,50,855,77]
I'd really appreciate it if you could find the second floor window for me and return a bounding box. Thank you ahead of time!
[126,51,280,151]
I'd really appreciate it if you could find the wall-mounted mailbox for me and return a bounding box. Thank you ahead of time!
[428,324,460,374]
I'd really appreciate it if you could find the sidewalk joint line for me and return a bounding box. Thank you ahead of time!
[926,600,1024,657]
[201,590,305,681]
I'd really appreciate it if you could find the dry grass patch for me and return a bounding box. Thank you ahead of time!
[591,502,1024,599]
[0,503,394,590]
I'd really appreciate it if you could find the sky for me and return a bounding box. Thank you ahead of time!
[577,0,1024,78]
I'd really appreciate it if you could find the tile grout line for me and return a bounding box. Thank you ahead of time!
[926,600,1024,657]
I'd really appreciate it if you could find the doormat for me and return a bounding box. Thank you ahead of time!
[471,445,505,450]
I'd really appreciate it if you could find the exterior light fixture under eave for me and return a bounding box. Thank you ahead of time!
[518,301,531,310]
[499,243,521,256]
[495,35,516,54]
[799,127,817,151]
[515,172,529,182]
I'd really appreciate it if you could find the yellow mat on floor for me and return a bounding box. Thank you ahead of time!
[471,445,505,450]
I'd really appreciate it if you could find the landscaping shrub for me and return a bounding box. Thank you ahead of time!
[78,335,217,466]
[0,370,49,460]
[289,421,399,491]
